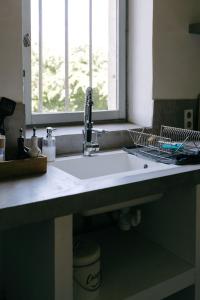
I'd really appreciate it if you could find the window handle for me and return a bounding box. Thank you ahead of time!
[23,33,31,47]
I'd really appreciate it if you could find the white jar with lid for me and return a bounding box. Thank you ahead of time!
[73,239,101,300]
[0,135,6,161]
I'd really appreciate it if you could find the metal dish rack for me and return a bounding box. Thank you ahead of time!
[127,126,200,164]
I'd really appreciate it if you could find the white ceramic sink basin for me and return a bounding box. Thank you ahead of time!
[52,151,173,180]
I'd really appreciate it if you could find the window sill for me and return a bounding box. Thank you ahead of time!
[26,123,140,138]
[26,123,143,155]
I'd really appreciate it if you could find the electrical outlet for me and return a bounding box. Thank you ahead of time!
[184,109,193,130]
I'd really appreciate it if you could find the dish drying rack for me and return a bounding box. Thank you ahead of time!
[126,126,200,164]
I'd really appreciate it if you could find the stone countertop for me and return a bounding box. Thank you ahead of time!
[0,159,200,230]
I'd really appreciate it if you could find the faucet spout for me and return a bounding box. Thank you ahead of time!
[84,87,93,143]
[82,87,106,156]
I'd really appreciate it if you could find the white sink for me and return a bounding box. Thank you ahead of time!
[52,150,173,180]
[52,150,176,215]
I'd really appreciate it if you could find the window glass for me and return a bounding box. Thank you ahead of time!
[68,0,89,112]
[31,0,118,114]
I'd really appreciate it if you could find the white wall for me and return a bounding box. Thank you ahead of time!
[128,0,154,127]
[153,0,200,100]
[128,0,200,126]
[0,0,23,103]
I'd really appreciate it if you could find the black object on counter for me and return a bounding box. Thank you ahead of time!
[0,97,16,135]
[175,152,200,165]
[17,128,29,159]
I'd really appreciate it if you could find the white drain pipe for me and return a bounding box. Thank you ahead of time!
[119,208,142,231]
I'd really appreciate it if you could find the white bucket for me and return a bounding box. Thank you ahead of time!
[73,239,101,300]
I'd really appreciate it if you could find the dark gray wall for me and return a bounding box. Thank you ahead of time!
[153,99,199,134]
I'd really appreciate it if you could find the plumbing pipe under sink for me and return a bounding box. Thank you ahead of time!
[118,208,142,231]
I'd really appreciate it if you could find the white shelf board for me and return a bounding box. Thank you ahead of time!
[81,227,195,300]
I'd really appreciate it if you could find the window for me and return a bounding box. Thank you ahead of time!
[22,0,126,124]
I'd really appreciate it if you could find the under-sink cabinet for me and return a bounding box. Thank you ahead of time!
[71,184,197,300]
[0,184,199,300]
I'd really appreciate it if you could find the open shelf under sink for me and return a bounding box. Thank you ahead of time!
[79,227,195,300]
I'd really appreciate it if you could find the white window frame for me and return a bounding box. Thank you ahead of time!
[22,0,126,125]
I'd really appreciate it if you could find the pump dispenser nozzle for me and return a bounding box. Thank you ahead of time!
[46,127,55,137]
[33,127,36,137]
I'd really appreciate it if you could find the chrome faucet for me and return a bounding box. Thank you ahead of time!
[82,87,106,156]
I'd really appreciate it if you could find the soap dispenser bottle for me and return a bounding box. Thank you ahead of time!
[42,127,56,162]
[29,127,41,158]
[17,128,29,159]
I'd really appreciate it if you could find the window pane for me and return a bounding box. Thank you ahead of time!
[31,0,118,114]
[92,0,117,111]
[42,0,65,112]
[68,0,89,112]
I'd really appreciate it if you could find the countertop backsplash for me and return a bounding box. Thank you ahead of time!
[26,128,134,156]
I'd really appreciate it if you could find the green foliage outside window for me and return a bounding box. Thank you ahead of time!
[32,46,108,113]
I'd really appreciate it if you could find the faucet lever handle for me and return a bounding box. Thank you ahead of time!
[92,128,108,135]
